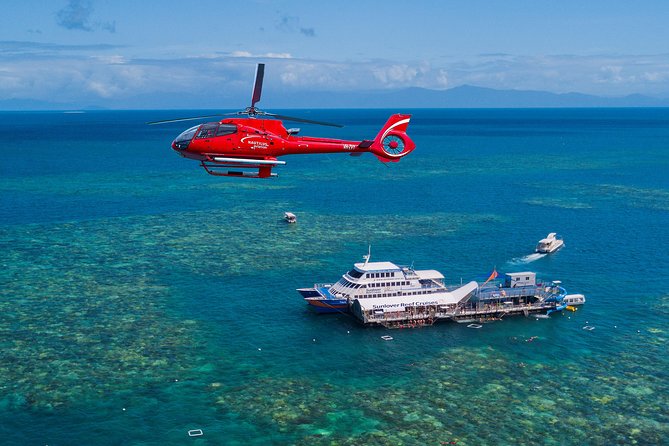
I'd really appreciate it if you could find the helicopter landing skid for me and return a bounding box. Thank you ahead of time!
[200,161,279,178]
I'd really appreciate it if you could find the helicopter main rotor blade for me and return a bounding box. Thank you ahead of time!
[251,63,265,108]
[267,113,343,128]
[146,114,227,125]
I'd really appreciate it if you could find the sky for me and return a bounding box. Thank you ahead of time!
[2,0,669,109]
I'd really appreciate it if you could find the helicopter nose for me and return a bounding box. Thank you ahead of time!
[172,139,188,151]
[172,125,199,151]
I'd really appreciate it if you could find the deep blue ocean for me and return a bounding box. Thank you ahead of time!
[1,108,667,445]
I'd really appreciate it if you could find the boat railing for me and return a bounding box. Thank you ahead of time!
[477,284,566,300]
[477,286,540,300]
[400,267,419,279]
[454,301,549,316]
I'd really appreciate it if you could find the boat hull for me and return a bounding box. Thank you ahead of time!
[305,297,348,314]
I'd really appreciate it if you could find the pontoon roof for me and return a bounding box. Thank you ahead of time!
[414,269,445,280]
[505,271,535,277]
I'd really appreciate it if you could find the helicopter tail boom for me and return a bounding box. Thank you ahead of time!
[366,114,415,162]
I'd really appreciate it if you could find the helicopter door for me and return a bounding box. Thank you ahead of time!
[216,124,238,151]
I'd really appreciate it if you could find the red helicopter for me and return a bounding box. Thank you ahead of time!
[148,64,415,178]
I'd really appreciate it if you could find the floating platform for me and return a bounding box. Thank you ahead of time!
[349,274,580,329]
[355,300,567,328]
[299,253,584,329]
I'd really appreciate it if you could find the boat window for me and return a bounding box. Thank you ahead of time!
[348,269,363,279]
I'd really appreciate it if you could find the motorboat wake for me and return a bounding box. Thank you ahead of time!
[508,252,547,265]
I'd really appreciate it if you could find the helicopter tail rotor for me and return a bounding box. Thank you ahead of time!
[366,114,415,162]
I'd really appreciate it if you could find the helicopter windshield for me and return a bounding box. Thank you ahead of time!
[173,123,238,150]
[175,125,199,143]
[173,125,199,149]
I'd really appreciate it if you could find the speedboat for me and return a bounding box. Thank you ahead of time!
[536,233,564,253]
[284,212,297,223]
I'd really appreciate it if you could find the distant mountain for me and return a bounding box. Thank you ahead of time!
[2,85,669,110]
[264,85,669,109]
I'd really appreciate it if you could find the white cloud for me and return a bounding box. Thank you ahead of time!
[86,80,118,97]
[230,51,292,59]
[642,71,668,82]
[435,69,449,89]
[1,44,669,108]
[597,65,625,83]
[445,53,669,96]
[94,55,127,64]
[373,64,419,85]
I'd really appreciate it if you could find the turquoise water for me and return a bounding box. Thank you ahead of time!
[1,108,668,445]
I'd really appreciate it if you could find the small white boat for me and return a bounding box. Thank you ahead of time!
[535,233,564,253]
[284,212,297,223]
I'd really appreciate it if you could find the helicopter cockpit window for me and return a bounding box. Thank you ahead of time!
[174,125,199,144]
[196,123,218,139]
[216,124,237,136]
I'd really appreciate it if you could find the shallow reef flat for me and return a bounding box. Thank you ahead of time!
[213,344,669,446]
[0,203,499,413]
